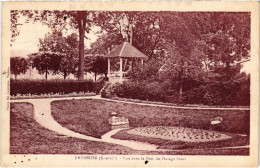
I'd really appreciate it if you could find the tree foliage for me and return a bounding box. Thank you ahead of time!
[10,57,29,79]
[98,12,250,105]
[11,11,250,105]
[29,52,61,79]
[85,56,107,81]
[11,10,95,79]
[37,31,79,79]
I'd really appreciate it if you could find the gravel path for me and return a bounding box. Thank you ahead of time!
[101,129,158,150]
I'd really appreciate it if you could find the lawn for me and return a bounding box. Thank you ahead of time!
[51,99,250,139]
[50,99,249,155]
[10,102,138,154]
[10,101,249,155]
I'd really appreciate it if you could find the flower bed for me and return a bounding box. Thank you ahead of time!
[127,126,231,143]
[112,128,249,151]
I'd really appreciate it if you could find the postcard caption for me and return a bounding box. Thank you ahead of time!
[75,156,186,162]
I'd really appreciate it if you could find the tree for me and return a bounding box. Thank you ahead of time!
[185,12,251,105]
[86,56,107,81]
[181,12,250,70]
[10,57,29,79]
[29,52,61,79]
[11,10,95,80]
[94,12,166,60]
[38,31,79,79]
[155,13,204,101]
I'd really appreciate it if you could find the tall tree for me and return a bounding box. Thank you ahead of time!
[94,12,166,60]
[158,13,204,101]
[38,31,79,79]
[10,56,29,79]
[86,56,107,81]
[29,52,61,79]
[181,12,250,70]
[11,10,94,80]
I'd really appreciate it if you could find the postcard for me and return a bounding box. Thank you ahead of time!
[1,1,259,167]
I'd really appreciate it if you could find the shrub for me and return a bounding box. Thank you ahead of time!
[112,80,168,102]
[183,86,206,104]
[10,79,105,96]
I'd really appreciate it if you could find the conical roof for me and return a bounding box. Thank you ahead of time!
[104,42,148,59]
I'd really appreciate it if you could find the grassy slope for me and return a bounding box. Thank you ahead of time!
[51,99,250,139]
[10,102,137,154]
[50,99,249,155]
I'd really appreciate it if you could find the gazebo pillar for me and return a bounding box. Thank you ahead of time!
[119,58,123,82]
[108,58,111,81]
[141,59,144,70]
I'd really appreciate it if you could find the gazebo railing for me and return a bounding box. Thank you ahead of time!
[110,71,128,77]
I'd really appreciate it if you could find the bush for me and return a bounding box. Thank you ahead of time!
[112,80,168,102]
[183,86,205,104]
[10,79,104,96]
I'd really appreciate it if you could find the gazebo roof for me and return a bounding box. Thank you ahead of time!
[104,42,148,59]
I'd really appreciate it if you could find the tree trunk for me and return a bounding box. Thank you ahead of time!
[45,69,48,80]
[77,11,87,80]
[129,23,133,44]
[15,74,17,80]
[95,72,97,81]
[226,62,230,69]
[179,79,183,97]
[64,73,67,80]
[178,61,184,103]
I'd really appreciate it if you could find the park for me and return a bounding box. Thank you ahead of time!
[10,11,250,155]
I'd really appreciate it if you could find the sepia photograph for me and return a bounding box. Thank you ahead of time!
[1,1,259,167]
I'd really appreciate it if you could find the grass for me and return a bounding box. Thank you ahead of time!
[112,128,249,150]
[51,99,250,139]
[10,102,249,155]
[111,96,250,108]
[10,102,137,154]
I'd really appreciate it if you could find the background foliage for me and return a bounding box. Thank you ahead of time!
[11,11,250,105]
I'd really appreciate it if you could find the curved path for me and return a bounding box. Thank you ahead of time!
[11,96,159,151]
[11,95,249,151]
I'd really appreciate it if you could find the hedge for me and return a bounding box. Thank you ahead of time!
[10,79,106,96]
[111,80,169,102]
[111,80,250,106]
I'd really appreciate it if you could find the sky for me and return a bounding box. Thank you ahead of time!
[11,22,51,57]
[10,18,99,58]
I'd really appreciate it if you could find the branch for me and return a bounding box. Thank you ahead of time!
[85,27,90,33]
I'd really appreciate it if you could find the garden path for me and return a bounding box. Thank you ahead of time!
[101,129,159,150]
[11,97,159,151]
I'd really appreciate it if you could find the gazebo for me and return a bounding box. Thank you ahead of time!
[104,42,148,83]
